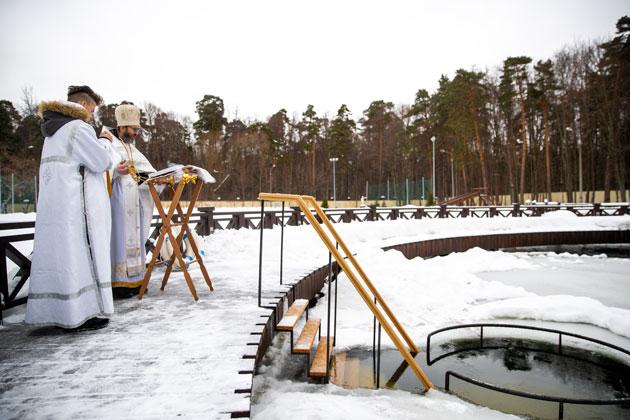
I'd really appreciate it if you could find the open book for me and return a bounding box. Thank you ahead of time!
[148,164,216,184]
[148,164,185,179]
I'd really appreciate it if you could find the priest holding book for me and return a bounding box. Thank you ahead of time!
[105,103,157,299]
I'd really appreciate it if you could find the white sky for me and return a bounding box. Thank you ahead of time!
[0,0,627,122]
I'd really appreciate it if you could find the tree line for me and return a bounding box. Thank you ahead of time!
[1,16,628,203]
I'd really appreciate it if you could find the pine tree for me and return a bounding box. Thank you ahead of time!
[327,104,355,159]
[533,59,557,201]
[598,16,629,202]
[502,56,532,202]
[360,100,396,198]
[299,105,321,195]
[0,100,21,165]
[193,95,227,175]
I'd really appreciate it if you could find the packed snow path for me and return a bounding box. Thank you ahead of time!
[0,267,265,419]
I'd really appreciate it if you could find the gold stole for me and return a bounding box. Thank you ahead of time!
[106,171,113,196]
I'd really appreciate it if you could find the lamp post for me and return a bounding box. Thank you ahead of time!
[430,136,436,202]
[269,164,276,192]
[440,149,455,199]
[329,157,339,204]
[578,136,583,203]
[347,160,353,200]
[566,126,582,203]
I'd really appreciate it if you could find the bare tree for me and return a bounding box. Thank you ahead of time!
[19,86,38,117]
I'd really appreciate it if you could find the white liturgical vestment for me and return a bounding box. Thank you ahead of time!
[26,101,118,328]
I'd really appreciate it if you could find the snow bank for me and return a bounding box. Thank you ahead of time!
[470,295,630,338]
[253,379,519,420]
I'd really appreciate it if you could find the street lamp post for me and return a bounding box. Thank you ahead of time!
[430,136,436,202]
[578,136,583,203]
[269,164,276,192]
[347,160,353,200]
[329,157,339,204]
[440,149,455,199]
[566,126,582,203]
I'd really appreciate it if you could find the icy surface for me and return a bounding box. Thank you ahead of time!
[477,252,630,309]
[1,211,629,419]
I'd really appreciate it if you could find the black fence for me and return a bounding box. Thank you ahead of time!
[194,202,629,235]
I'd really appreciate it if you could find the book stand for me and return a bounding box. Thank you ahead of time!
[139,168,213,301]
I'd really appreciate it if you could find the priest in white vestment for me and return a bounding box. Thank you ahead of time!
[106,103,157,299]
[26,85,119,331]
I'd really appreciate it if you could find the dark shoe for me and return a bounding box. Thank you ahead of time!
[113,287,135,299]
[63,317,109,332]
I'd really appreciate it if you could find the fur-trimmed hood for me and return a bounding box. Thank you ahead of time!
[38,100,91,138]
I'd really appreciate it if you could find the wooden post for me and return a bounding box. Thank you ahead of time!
[512,203,520,217]
[289,206,302,226]
[368,205,378,221]
[439,204,447,218]
[196,206,215,236]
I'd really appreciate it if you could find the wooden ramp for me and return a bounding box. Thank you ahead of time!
[439,188,493,206]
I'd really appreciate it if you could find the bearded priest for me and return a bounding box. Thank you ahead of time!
[105,103,157,299]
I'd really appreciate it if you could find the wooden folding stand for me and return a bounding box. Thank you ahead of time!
[139,169,214,301]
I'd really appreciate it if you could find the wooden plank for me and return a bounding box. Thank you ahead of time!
[345,356,359,388]
[293,318,320,354]
[276,299,308,331]
[330,352,346,386]
[309,336,334,377]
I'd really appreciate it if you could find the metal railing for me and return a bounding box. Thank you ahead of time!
[427,323,630,419]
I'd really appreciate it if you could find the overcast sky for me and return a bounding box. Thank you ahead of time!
[0,0,627,122]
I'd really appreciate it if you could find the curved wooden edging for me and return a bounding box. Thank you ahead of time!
[382,230,629,258]
[239,229,629,418]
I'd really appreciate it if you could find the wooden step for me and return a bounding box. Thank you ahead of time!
[309,336,334,377]
[294,318,321,354]
[276,299,309,331]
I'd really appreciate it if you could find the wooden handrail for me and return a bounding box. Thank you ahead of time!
[258,192,432,390]
[302,196,419,352]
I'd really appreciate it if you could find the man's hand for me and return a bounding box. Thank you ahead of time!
[117,160,130,175]
[100,130,113,142]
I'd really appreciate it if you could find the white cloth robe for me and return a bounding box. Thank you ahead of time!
[26,119,118,328]
[109,135,156,288]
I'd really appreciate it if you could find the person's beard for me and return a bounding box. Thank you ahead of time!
[121,132,135,143]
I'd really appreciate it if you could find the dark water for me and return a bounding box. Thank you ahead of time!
[333,338,630,419]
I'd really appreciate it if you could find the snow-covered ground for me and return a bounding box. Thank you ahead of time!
[250,212,630,419]
[1,210,630,419]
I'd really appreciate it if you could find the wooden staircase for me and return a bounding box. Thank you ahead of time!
[275,298,335,378]
[260,193,432,391]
